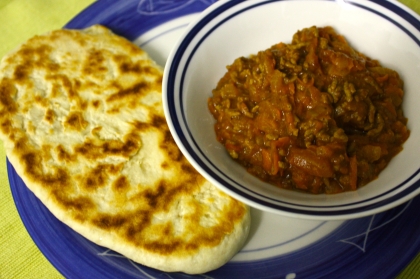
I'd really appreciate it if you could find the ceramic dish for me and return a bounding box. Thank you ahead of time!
[163,0,420,220]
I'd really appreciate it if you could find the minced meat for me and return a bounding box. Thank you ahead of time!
[208,26,410,194]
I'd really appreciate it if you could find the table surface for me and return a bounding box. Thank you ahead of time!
[0,0,419,278]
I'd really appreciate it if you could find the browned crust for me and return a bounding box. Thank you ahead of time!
[0,25,249,273]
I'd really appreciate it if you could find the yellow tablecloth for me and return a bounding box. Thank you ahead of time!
[0,0,419,278]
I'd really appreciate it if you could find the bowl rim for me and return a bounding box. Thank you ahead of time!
[163,0,420,220]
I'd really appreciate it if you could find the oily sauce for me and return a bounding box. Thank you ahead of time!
[208,26,410,194]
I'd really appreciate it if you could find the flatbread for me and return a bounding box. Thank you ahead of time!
[0,25,250,274]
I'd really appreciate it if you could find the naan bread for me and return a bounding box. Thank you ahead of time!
[0,25,250,274]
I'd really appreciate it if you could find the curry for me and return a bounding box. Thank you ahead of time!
[208,26,410,194]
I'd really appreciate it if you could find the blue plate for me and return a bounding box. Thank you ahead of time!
[9,0,420,278]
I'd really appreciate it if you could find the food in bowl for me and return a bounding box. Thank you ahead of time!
[208,26,410,194]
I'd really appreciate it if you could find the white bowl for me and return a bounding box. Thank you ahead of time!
[163,0,420,220]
